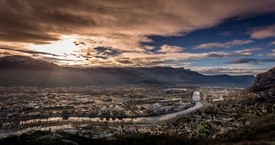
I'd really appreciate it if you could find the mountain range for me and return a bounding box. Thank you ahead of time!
[0,55,255,86]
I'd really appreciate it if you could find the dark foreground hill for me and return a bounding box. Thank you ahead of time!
[250,67,275,92]
[248,67,275,102]
[0,55,254,86]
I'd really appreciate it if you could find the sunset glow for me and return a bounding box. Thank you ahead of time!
[0,1,275,144]
[32,35,79,56]
[0,0,274,74]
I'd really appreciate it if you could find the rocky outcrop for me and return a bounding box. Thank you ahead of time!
[250,67,275,91]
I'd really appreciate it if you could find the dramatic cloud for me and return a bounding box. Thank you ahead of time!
[194,40,253,49]
[0,0,275,46]
[233,48,262,56]
[250,24,275,39]
[0,0,275,71]
[93,47,121,59]
[104,51,252,67]
[192,67,267,75]
[267,49,275,57]
[0,47,59,57]
[158,45,185,53]
[227,58,275,64]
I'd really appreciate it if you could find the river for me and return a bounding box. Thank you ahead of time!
[0,91,203,138]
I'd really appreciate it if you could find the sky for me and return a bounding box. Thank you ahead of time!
[0,0,274,75]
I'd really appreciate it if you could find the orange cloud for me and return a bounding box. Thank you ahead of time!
[250,25,275,39]
[1,0,275,66]
[159,45,185,53]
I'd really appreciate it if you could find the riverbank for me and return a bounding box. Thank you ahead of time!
[0,91,203,139]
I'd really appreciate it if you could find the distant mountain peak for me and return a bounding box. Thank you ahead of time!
[0,55,255,86]
[0,55,58,69]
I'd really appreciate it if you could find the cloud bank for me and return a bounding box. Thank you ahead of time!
[194,40,253,49]
[227,58,275,64]
[1,0,275,46]
[0,0,275,73]
[250,25,275,39]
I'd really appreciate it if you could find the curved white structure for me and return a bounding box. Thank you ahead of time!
[133,91,203,123]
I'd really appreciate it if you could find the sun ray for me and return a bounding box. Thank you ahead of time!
[32,35,79,56]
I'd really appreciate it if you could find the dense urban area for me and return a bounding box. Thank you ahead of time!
[1,85,273,141]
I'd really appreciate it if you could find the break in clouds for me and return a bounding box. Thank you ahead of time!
[0,0,275,74]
